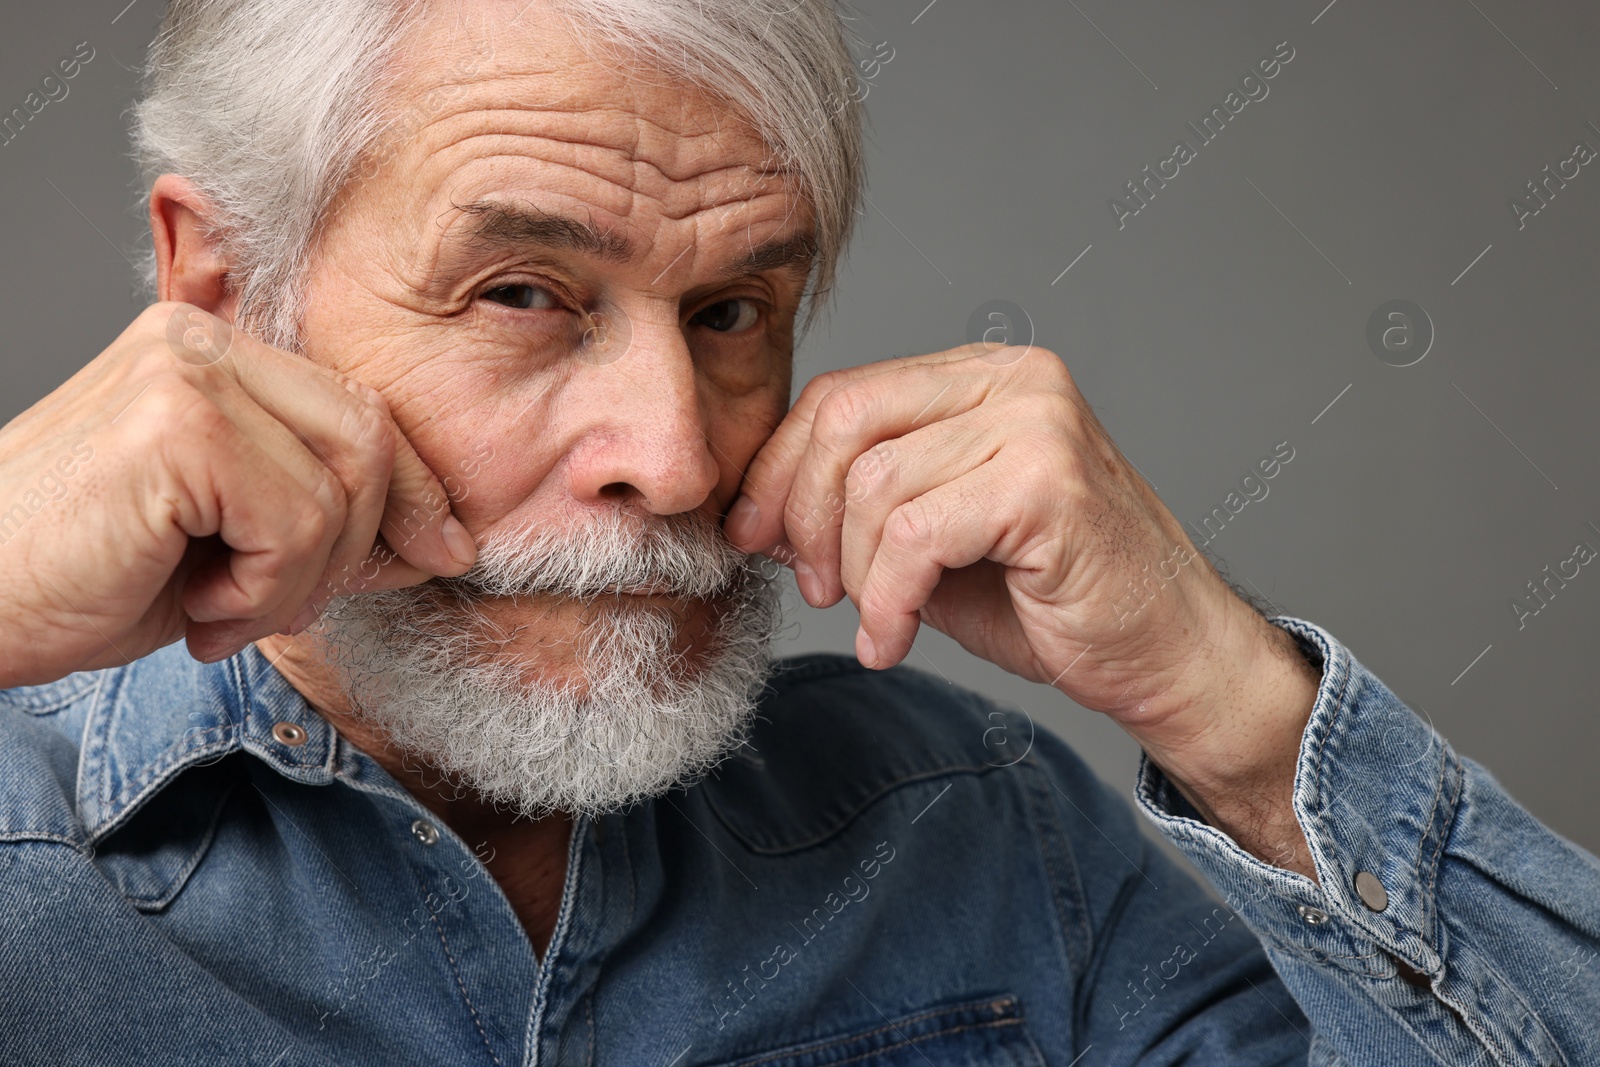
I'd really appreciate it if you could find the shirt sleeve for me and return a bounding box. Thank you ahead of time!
[1134,616,1600,1067]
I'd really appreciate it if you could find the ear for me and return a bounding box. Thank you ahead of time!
[149,174,238,320]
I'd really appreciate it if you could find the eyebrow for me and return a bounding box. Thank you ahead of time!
[448,199,815,281]
[452,201,634,262]
[719,232,817,281]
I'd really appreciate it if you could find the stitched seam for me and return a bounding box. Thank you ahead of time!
[2,684,96,714]
[1287,956,1489,1064]
[728,1015,1022,1067]
[714,764,1001,855]
[522,819,589,1063]
[89,731,239,844]
[0,832,86,850]
[1023,761,1091,981]
[1283,946,1387,963]
[1403,727,1451,941]
[124,773,243,907]
[70,670,110,826]
[1435,911,1565,1065]
[584,992,596,1067]
[1306,637,1352,833]
[1419,752,1463,946]
[108,725,234,802]
[428,905,504,1067]
[727,998,1014,1066]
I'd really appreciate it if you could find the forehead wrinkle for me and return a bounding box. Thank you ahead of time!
[405,84,774,181]
[418,142,803,243]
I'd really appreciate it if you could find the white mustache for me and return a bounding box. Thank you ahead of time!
[440,508,753,602]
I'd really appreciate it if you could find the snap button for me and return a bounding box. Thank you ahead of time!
[1296,904,1330,926]
[271,722,308,747]
[411,819,440,846]
[1354,871,1388,912]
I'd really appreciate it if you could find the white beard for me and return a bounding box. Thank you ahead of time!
[312,509,781,817]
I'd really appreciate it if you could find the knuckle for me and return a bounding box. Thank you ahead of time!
[340,390,396,464]
[855,576,905,626]
[1028,395,1080,448]
[291,494,332,549]
[310,467,348,525]
[1026,344,1063,368]
[812,384,876,448]
[343,378,394,421]
[797,369,848,409]
[883,500,933,552]
[139,375,208,424]
[129,379,224,453]
[845,442,896,502]
[135,300,189,335]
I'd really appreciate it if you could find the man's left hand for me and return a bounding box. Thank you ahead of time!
[723,343,1323,877]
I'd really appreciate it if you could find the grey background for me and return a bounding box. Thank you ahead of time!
[2,0,1597,856]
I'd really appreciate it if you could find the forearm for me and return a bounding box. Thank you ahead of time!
[1136,618,1600,1066]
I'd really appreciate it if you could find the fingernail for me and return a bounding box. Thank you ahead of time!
[724,496,760,546]
[855,627,878,669]
[441,515,477,567]
[795,559,822,605]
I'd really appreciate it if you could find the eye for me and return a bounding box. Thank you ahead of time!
[481,284,558,310]
[691,298,761,334]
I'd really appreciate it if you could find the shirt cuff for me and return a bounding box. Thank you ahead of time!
[1133,616,1463,974]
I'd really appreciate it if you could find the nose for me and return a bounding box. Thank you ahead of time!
[564,319,720,517]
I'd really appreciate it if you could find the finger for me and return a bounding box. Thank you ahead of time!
[836,408,996,601]
[194,370,390,615]
[723,345,987,555]
[748,363,988,607]
[187,309,476,578]
[786,365,985,595]
[314,537,437,608]
[175,428,346,659]
[852,465,1013,670]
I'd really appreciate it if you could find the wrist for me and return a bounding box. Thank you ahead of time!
[1122,606,1323,876]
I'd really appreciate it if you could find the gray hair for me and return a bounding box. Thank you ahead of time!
[132,0,866,350]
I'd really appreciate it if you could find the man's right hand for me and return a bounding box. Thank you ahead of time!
[0,302,477,689]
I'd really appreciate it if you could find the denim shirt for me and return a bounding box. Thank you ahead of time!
[0,617,1594,1066]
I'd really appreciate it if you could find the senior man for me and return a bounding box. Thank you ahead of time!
[0,0,1595,1064]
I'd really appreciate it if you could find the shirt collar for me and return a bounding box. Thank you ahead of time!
[78,642,340,844]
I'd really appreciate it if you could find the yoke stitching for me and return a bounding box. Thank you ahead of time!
[725,998,1015,1066]
[726,1014,1022,1067]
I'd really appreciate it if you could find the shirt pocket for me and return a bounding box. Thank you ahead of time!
[704,994,1047,1067]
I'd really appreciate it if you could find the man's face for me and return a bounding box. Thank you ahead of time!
[296,0,809,683]
[259,1,813,814]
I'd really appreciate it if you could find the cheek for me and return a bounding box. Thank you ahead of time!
[353,347,570,528]
[413,394,571,529]
[706,385,788,494]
